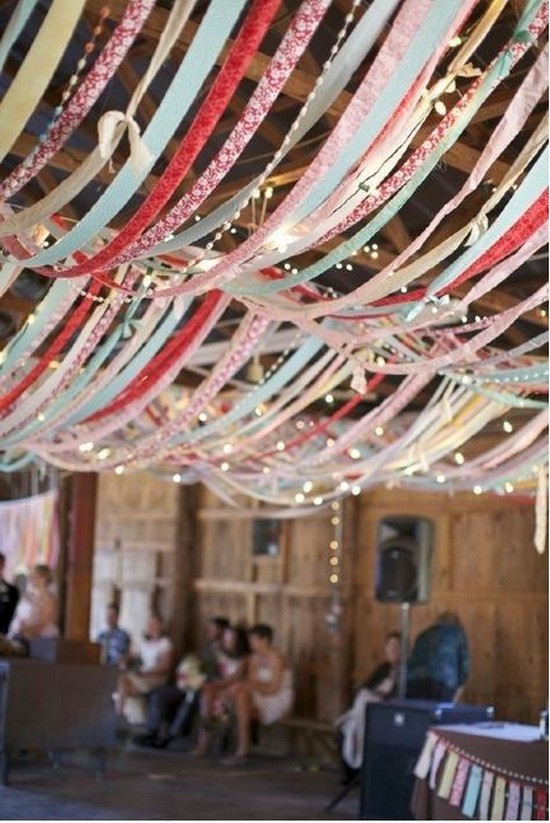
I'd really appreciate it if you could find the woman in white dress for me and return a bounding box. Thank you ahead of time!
[9,564,58,640]
[223,623,294,765]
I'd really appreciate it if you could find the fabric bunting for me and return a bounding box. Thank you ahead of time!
[415,730,549,820]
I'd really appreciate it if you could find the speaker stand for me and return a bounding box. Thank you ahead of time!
[324,772,360,814]
[397,601,411,699]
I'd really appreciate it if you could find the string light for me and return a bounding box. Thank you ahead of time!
[172,473,181,483]
[503,420,514,433]
[328,500,342,591]
[79,442,94,453]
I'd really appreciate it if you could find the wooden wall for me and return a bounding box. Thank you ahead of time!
[90,473,547,724]
[192,486,548,725]
[91,472,180,648]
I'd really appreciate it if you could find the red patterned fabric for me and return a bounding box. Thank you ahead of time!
[535,788,548,820]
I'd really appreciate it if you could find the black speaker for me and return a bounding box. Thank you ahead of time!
[375,516,434,603]
[359,699,494,820]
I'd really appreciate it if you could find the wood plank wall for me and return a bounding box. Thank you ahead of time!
[191,486,548,725]
[352,488,547,724]
[91,472,179,646]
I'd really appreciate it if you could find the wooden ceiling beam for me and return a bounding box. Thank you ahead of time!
[379,216,412,254]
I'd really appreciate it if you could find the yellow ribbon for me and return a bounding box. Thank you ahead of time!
[0,0,85,164]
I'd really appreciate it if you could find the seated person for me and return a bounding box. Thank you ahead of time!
[97,602,131,667]
[8,564,59,640]
[133,615,230,747]
[0,552,19,636]
[407,611,470,702]
[193,625,250,755]
[222,623,294,765]
[200,615,231,679]
[115,612,173,716]
[336,631,401,771]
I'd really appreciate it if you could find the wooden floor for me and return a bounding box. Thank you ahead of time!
[0,742,358,820]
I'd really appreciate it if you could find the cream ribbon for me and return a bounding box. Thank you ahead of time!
[447,0,509,73]
[534,465,548,553]
[0,0,85,164]
[97,111,153,174]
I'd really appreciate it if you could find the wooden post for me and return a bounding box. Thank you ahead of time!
[170,483,200,662]
[65,473,98,640]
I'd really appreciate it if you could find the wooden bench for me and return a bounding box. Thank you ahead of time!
[0,658,117,784]
[252,715,338,763]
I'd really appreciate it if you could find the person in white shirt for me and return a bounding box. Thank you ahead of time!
[114,613,173,715]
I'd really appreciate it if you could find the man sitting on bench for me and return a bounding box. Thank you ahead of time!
[133,616,229,748]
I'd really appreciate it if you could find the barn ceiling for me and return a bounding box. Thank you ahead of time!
[0,0,547,510]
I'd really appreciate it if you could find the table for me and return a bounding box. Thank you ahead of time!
[411,723,548,820]
[0,658,117,783]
